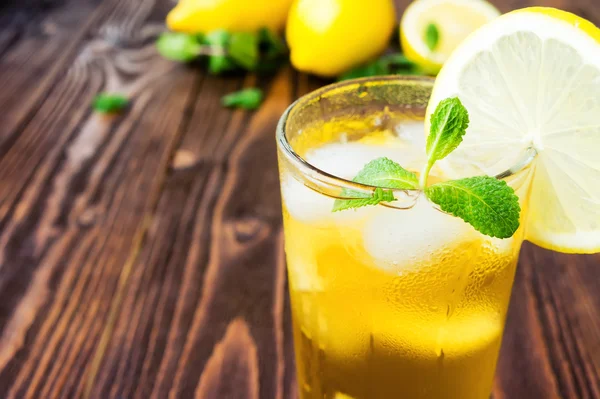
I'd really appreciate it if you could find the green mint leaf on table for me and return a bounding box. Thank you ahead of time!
[228,32,259,70]
[92,94,128,113]
[195,33,206,43]
[381,53,415,69]
[156,32,202,62]
[256,28,288,73]
[425,23,440,51]
[383,53,425,75]
[425,177,521,239]
[221,88,263,110]
[332,157,419,211]
[258,28,287,58]
[338,60,390,81]
[204,30,236,74]
[338,53,424,81]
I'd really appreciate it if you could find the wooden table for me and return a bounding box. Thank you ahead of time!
[0,0,599,397]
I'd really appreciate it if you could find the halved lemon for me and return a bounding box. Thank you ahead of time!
[400,0,501,74]
[426,7,600,253]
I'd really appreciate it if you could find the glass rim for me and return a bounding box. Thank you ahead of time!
[276,75,536,199]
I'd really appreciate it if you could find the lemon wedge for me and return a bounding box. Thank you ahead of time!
[400,0,500,73]
[427,7,600,253]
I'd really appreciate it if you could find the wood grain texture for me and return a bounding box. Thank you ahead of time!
[0,0,599,398]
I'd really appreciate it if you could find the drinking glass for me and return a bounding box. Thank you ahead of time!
[276,76,531,399]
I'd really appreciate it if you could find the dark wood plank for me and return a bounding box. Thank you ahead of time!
[0,0,106,147]
[495,245,600,399]
[0,0,201,397]
[88,69,297,398]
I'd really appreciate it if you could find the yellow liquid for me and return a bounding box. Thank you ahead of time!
[280,126,528,399]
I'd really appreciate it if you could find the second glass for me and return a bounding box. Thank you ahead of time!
[277,77,532,399]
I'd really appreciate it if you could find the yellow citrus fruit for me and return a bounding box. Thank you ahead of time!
[167,0,294,33]
[400,0,500,74]
[427,7,600,253]
[286,0,396,77]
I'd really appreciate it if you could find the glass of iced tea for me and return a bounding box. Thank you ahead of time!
[276,76,532,399]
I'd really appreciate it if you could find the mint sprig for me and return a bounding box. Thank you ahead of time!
[155,28,287,75]
[156,32,203,62]
[338,53,425,81]
[92,94,129,113]
[228,32,259,70]
[333,187,397,212]
[421,97,469,186]
[221,88,263,110]
[425,177,520,239]
[331,97,521,239]
[333,157,418,211]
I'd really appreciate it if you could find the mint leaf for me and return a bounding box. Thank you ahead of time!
[332,157,419,211]
[258,28,287,58]
[229,32,259,70]
[204,30,235,74]
[156,32,202,62]
[426,97,469,163]
[221,88,263,109]
[92,94,128,113]
[255,28,288,73]
[338,60,390,81]
[333,187,396,212]
[353,157,419,188]
[425,176,520,239]
[425,23,440,51]
[383,53,425,75]
[338,53,424,81]
[419,97,469,187]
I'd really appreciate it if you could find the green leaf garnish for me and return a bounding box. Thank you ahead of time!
[338,53,424,81]
[425,177,521,239]
[156,28,288,75]
[259,28,287,58]
[353,157,419,188]
[256,28,288,73]
[426,97,469,162]
[333,157,418,211]
[92,94,128,113]
[425,23,440,51]
[338,61,389,81]
[156,32,202,62]
[333,187,396,212]
[330,96,521,239]
[204,30,236,74]
[228,32,259,70]
[421,97,469,186]
[221,88,263,110]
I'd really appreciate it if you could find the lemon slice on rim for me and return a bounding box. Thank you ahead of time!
[426,7,600,253]
[400,0,501,74]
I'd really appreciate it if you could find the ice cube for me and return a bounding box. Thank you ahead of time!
[362,196,476,273]
[306,141,423,179]
[281,139,428,223]
[395,120,426,147]
[282,142,399,222]
[281,175,334,223]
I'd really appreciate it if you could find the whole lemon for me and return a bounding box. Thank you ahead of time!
[286,0,396,77]
[167,0,294,33]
